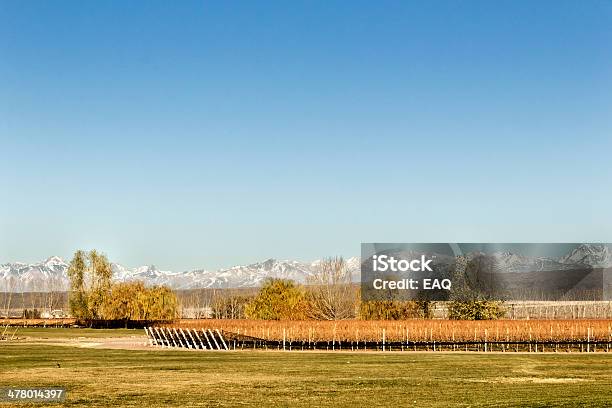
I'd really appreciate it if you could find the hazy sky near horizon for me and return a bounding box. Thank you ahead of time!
[1,1,612,271]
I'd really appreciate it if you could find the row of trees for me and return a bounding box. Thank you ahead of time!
[178,257,359,320]
[1,277,64,319]
[241,279,436,320]
[62,251,503,322]
[244,257,358,320]
[230,256,505,321]
[240,278,506,320]
[67,250,178,323]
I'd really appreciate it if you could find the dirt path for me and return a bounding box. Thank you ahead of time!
[14,334,151,351]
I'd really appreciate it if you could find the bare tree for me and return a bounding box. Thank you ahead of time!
[28,279,42,317]
[43,276,64,314]
[212,290,250,319]
[307,257,356,320]
[2,276,18,319]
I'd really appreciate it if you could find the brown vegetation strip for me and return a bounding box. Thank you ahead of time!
[1,318,76,327]
[163,319,612,342]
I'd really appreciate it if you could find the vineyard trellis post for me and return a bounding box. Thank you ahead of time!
[193,328,206,350]
[216,329,229,350]
[587,327,590,353]
[201,329,213,349]
[382,328,386,352]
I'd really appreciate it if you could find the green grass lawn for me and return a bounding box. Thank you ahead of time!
[1,343,611,407]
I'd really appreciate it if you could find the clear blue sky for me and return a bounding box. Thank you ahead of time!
[1,1,611,271]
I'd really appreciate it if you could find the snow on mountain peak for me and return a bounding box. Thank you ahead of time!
[559,244,612,267]
[43,256,67,268]
[0,256,361,291]
[3,244,610,293]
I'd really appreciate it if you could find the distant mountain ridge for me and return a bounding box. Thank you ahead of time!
[0,256,361,292]
[2,244,610,292]
[481,244,612,273]
[559,244,612,268]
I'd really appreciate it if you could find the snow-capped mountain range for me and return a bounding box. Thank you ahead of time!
[475,244,612,273]
[0,256,361,292]
[559,244,612,268]
[1,245,610,292]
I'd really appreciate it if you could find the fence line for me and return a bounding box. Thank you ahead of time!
[145,326,612,353]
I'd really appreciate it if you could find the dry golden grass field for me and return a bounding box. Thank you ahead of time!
[0,327,611,407]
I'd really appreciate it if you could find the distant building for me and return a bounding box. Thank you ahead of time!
[181,307,213,319]
[40,309,69,319]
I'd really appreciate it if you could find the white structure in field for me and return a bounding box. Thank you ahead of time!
[40,309,68,319]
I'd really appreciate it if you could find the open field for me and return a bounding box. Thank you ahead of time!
[1,327,149,352]
[5,327,139,339]
[0,342,611,407]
